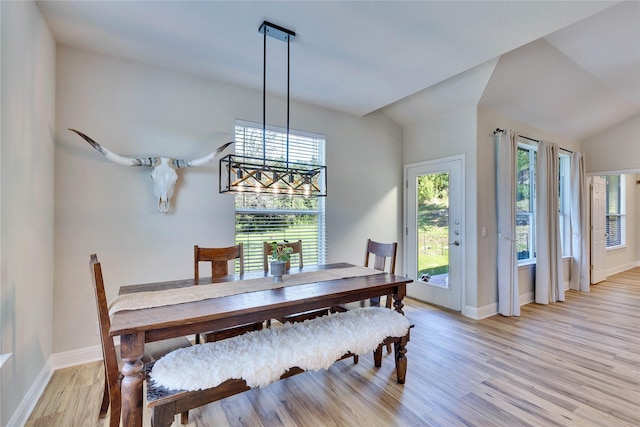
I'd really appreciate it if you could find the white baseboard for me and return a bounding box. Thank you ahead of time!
[8,346,104,426]
[607,261,640,277]
[465,291,534,320]
[7,357,53,427]
[463,303,496,320]
[52,344,104,370]
[520,291,535,306]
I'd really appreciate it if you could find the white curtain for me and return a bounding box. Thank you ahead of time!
[570,152,590,292]
[535,141,564,304]
[496,130,520,316]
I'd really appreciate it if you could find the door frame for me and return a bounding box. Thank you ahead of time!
[403,154,465,312]
[590,175,607,284]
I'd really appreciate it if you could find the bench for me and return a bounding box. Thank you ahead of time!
[146,307,412,427]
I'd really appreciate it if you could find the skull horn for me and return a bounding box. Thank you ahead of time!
[172,141,234,168]
[69,129,156,167]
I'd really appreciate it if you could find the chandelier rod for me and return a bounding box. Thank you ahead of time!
[262,27,267,166]
[286,33,291,169]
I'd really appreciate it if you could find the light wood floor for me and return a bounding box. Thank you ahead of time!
[27,268,640,426]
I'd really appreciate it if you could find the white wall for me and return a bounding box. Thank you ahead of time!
[54,45,402,354]
[402,107,479,310]
[323,112,404,267]
[582,114,640,174]
[0,1,56,425]
[402,105,580,313]
[582,116,639,273]
[476,107,581,309]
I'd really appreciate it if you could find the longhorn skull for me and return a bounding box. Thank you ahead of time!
[69,129,233,213]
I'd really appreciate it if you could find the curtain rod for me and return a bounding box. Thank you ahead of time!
[494,128,573,154]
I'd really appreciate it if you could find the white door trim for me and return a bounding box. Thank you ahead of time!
[403,154,465,311]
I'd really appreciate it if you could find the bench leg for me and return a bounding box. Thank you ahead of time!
[374,344,383,367]
[394,337,408,384]
[151,403,176,427]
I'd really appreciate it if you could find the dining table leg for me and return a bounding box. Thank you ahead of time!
[120,332,145,427]
[392,284,408,383]
[392,285,406,315]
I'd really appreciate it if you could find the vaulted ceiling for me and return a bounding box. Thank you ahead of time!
[37,1,639,141]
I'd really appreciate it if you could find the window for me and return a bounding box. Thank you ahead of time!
[234,120,326,271]
[516,146,536,262]
[605,175,625,248]
[558,153,571,257]
[515,143,571,264]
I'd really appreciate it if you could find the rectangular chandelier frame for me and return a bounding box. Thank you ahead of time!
[219,154,327,197]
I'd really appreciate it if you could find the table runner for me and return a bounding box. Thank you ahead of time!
[109,266,383,316]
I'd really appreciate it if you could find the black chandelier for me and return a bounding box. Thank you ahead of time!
[219,21,327,197]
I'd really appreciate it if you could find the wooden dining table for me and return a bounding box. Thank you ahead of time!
[109,263,413,427]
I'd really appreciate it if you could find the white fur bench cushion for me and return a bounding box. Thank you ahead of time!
[150,307,410,391]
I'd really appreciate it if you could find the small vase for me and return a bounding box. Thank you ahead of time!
[270,261,286,283]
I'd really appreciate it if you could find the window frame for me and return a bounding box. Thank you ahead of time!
[604,175,626,249]
[516,144,536,264]
[234,120,327,272]
[515,142,572,265]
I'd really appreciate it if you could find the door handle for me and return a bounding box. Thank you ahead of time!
[449,240,460,246]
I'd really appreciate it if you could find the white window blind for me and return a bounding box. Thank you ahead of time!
[234,120,326,272]
[605,175,625,248]
[235,120,322,165]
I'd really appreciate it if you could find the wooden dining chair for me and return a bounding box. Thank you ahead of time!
[195,243,245,278]
[333,239,398,360]
[194,244,263,342]
[89,254,192,427]
[364,238,398,309]
[263,240,328,326]
[262,239,303,272]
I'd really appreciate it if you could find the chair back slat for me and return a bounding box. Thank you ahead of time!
[263,240,303,272]
[194,244,244,280]
[364,239,397,274]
